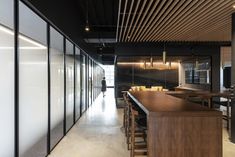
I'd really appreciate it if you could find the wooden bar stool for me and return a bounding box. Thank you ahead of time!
[125,101,145,149]
[129,103,147,157]
[123,92,130,136]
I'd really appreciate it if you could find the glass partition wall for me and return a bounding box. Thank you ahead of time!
[49,27,64,150]
[65,40,74,132]
[81,54,86,113]
[19,2,48,157]
[0,1,104,156]
[75,47,81,121]
[0,0,14,156]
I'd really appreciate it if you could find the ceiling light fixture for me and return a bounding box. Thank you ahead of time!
[163,42,167,64]
[169,61,171,69]
[195,59,199,70]
[150,56,153,67]
[85,0,90,32]
[85,24,90,32]
[233,5,235,8]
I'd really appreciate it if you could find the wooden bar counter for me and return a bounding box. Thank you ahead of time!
[128,91,222,157]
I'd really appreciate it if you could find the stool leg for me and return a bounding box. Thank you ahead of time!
[123,107,126,131]
[131,114,135,157]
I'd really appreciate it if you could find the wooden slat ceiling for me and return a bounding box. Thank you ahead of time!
[116,0,235,42]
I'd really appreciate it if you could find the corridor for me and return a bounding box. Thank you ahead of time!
[48,88,129,157]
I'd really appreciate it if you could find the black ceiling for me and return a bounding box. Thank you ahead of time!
[75,0,118,39]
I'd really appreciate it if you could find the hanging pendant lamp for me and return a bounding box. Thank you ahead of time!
[163,43,166,64]
[85,0,90,32]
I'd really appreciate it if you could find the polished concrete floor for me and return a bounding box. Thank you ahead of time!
[49,88,235,157]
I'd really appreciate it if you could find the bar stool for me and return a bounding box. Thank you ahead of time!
[125,100,145,149]
[130,104,147,157]
[123,92,129,136]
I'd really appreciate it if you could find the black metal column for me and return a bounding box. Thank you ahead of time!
[47,24,51,153]
[73,45,76,123]
[231,13,235,143]
[14,0,19,156]
[63,38,66,135]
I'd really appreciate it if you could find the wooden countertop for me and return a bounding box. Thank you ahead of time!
[128,91,221,116]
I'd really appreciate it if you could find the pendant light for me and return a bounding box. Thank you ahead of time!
[195,59,199,70]
[168,61,171,69]
[85,0,90,32]
[150,53,153,67]
[163,43,166,64]
[144,60,146,69]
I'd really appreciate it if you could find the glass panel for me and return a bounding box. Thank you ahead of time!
[65,39,74,132]
[19,2,48,157]
[88,59,92,106]
[81,54,86,113]
[0,0,14,28]
[50,27,64,150]
[75,47,81,120]
[0,0,14,156]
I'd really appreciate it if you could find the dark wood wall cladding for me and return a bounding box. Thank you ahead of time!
[115,56,179,98]
[115,43,221,92]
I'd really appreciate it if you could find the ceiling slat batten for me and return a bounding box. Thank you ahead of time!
[121,0,135,42]
[140,0,169,41]
[128,0,148,42]
[172,0,231,41]
[116,0,235,42]
[184,13,232,41]
[118,0,128,42]
[147,0,180,41]
[144,0,189,41]
[140,1,171,41]
[192,18,231,41]
[155,0,204,40]
[116,0,122,42]
[131,0,154,42]
[158,0,209,41]
[124,0,141,42]
[181,2,234,41]
[132,0,160,42]
[138,0,186,42]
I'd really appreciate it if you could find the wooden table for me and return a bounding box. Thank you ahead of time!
[128,91,222,157]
